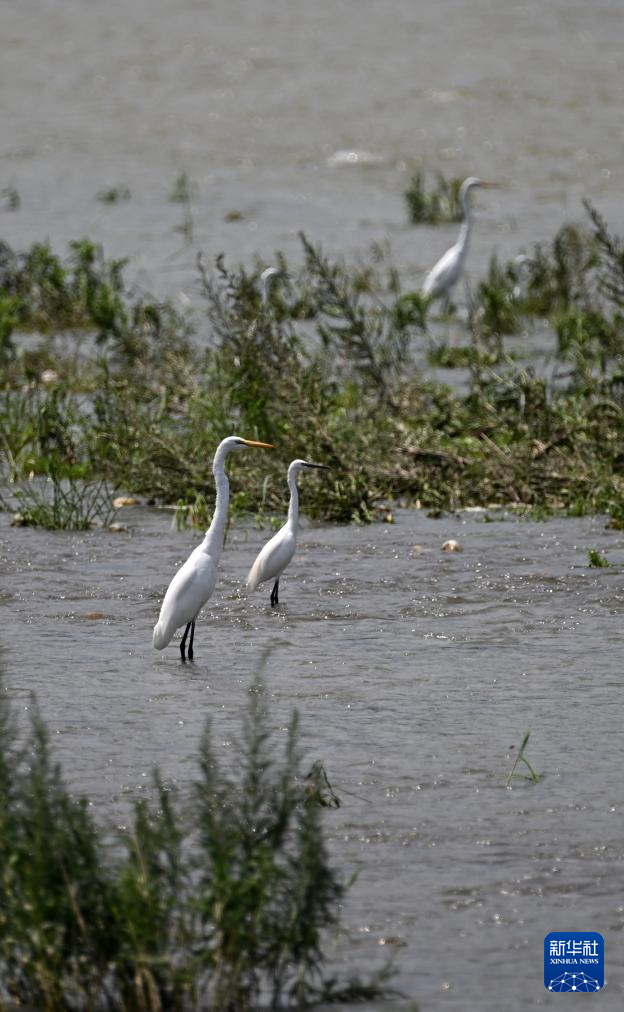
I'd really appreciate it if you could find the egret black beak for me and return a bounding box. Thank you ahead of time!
[304,463,331,470]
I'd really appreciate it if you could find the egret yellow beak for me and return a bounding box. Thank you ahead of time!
[243,439,274,449]
[479,180,499,188]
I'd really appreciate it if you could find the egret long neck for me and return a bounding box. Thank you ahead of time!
[287,467,300,528]
[457,186,474,254]
[202,447,230,558]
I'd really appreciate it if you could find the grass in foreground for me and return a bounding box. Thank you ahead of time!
[0,677,383,1011]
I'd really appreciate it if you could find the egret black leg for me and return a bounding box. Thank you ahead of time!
[270,579,280,607]
[180,622,191,662]
[188,620,195,661]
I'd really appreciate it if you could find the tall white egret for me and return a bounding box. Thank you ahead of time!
[153,436,273,661]
[246,459,330,606]
[422,177,498,306]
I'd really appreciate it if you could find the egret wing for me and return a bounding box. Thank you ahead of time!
[153,547,218,648]
[247,526,296,591]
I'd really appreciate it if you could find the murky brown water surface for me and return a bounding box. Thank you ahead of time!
[2,0,624,1007]
[2,507,624,1009]
[2,0,623,299]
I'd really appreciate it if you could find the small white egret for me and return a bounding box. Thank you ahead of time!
[260,266,283,308]
[246,459,330,606]
[153,436,273,661]
[422,177,498,306]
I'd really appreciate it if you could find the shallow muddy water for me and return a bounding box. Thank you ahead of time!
[2,0,624,301]
[2,506,624,1009]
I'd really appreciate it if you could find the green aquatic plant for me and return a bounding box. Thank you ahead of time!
[404,171,464,225]
[522,222,599,319]
[299,232,411,403]
[0,237,191,365]
[0,293,20,364]
[96,184,132,204]
[169,171,197,204]
[0,677,380,1011]
[0,465,115,531]
[0,240,75,331]
[392,290,430,331]
[426,342,499,370]
[170,172,197,244]
[587,547,610,568]
[505,730,540,787]
[1,185,20,211]
[0,383,87,482]
[586,199,624,308]
[175,492,212,531]
[469,255,526,346]
[466,203,624,381]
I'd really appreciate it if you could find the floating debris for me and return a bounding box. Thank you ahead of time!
[326,149,384,168]
[113,496,139,508]
[441,539,462,552]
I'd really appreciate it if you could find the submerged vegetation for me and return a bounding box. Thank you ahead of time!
[587,547,610,568]
[0,677,382,1011]
[505,730,541,787]
[2,200,624,528]
[0,468,114,530]
[96,184,132,204]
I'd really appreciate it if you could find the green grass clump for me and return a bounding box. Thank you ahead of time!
[96,185,131,204]
[0,678,378,1010]
[404,171,464,225]
[468,255,526,345]
[587,547,610,568]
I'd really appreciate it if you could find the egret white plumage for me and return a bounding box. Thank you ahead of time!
[246,459,330,606]
[153,436,273,660]
[260,266,283,308]
[422,177,498,306]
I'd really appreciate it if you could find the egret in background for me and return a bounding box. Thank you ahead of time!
[260,266,283,308]
[247,459,330,606]
[422,177,498,307]
[153,436,273,661]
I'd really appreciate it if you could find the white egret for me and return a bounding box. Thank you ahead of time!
[246,459,330,606]
[153,436,273,661]
[260,266,283,308]
[422,177,498,306]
